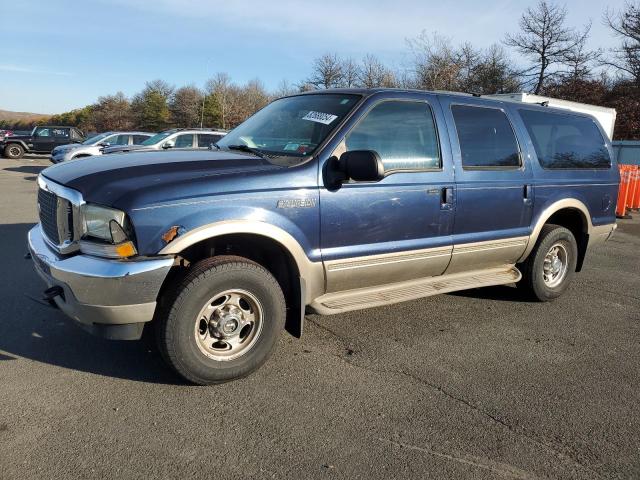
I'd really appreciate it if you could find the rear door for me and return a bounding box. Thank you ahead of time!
[132,134,151,145]
[438,97,534,273]
[106,134,130,147]
[319,94,455,293]
[52,128,72,149]
[198,133,225,148]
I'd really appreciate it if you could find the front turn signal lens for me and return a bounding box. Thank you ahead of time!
[114,241,137,258]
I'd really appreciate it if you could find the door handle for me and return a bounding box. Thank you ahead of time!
[441,186,454,210]
[523,184,533,205]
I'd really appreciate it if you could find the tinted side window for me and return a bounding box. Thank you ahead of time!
[451,105,520,168]
[519,109,611,169]
[198,134,223,147]
[344,101,440,171]
[132,135,149,145]
[107,134,129,146]
[53,128,70,139]
[174,134,194,148]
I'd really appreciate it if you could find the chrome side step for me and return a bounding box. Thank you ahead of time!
[310,265,521,315]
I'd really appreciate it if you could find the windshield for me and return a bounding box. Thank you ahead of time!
[82,132,111,145]
[216,94,360,163]
[141,132,172,146]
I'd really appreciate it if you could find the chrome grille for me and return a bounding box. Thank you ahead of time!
[38,188,61,244]
[37,176,79,252]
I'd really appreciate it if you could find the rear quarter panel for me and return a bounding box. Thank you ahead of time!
[505,103,620,230]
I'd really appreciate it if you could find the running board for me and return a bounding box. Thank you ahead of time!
[310,266,521,315]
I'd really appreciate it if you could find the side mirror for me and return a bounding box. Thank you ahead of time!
[340,150,385,182]
[98,142,110,147]
[162,141,175,149]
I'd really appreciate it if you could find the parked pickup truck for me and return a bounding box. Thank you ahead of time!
[28,89,618,384]
[2,125,85,158]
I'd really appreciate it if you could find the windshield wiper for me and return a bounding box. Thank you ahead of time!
[226,144,269,160]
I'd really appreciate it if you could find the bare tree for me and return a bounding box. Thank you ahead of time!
[274,79,297,98]
[358,54,394,88]
[341,58,360,87]
[504,1,594,94]
[169,85,203,128]
[145,79,175,99]
[307,53,344,89]
[470,45,522,94]
[560,34,602,82]
[604,2,640,84]
[92,92,133,131]
[240,78,270,117]
[407,32,463,91]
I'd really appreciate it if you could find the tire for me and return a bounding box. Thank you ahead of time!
[4,143,24,159]
[518,224,578,302]
[156,256,286,385]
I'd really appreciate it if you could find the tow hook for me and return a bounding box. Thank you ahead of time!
[43,286,64,307]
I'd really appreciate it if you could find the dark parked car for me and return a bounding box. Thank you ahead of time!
[29,89,618,384]
[1,125,84,159]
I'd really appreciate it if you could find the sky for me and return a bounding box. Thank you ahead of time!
[0,0,626,114]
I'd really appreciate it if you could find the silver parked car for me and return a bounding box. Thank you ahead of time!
[50,131,153,163]
[101,128,227,155]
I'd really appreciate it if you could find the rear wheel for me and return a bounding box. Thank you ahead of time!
[518,224,578,301]
[4,144,24,159]
[156,256,286,385]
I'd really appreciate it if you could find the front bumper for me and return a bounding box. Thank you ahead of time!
[50,153,67,163]
[28,224,174,340]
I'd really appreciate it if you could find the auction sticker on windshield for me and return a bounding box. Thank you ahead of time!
[302,111,338,125]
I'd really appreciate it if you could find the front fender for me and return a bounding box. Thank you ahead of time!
[128,199,323,302]
[3,140,29,152]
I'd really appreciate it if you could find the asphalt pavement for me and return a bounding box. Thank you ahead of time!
[1,156,639,479]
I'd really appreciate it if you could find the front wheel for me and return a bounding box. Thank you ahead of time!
[156,256,286,385]
[4,144,24,159]
[518,224,578,301]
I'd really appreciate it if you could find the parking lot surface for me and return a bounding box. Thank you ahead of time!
[1,156,639,479]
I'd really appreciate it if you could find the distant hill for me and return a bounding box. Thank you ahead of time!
[0,109,50,124]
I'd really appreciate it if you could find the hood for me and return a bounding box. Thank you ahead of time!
[2,134,31,142]
[52,143,83,154]
[41,149,283,210]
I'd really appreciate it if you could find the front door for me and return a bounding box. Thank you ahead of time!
[320,95,455,293]
[31,127,56,153]
[438,97,534,273]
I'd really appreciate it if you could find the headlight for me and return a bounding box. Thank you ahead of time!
[79,204,137,259]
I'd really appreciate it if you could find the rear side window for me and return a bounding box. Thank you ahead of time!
[132,135,149,145]
[451,105,520,168]
[519,109,610,169]
[198,134,224,147]
[53,128,70,139]
[107,134,129,146]
[344,101,441,171]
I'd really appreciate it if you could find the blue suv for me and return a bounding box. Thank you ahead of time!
[28,89,619,384]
